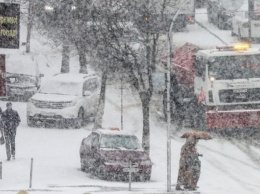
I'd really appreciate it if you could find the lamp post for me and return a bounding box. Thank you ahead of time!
[166,0,188,192]
[121,76,123,130]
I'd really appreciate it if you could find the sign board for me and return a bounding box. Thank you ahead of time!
[0,3,20,49]
[254,0,260,16]
[0,55,6,96]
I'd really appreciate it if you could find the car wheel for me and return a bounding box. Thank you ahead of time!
[81,161,86,172]
[139,173,151,182]
[80,157,90,172]
[75,108,84,129]
[97,165,106,179]
[27,116,35,127]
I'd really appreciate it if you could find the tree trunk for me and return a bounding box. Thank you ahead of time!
[61,40,70,73]
[26,0,33,53]
[94,70,108,129]
[78,44,88,74]
[140,92,151,156]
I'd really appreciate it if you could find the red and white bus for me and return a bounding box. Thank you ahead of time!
[162,43,260,129]
[194,43,260,129]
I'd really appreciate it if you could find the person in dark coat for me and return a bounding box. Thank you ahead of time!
[0,107,4,144]
[176,136,201,191]
[2,102,21,161]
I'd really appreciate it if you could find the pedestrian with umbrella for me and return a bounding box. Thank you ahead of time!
[176,131,212,191]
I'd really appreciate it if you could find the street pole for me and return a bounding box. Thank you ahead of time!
[248,0,254,41]
[26,0,33,53]
[128,161,132,191]
[121,77,123,130]
[166,0,188,192]
[166,29,172,193]
[29,158,33,188]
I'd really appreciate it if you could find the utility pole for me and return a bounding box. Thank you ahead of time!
[26,0,33,53]
[121,77,123,130]
[249,0,252,40]
[248,0,254,41]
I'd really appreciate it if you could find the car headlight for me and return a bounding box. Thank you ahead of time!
[140,160,152,166]
[104,160,131,166]
[104,160,121,165]
[63,101,77,108]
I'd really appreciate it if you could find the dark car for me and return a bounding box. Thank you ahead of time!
[79,128,152,181]
[6,73,43,101]
[5,54,44,101]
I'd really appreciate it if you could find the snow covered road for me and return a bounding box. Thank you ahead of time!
[0,86,260,194]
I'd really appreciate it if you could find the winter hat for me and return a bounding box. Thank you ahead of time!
[6,102,12,107]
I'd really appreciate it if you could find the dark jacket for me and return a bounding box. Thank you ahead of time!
[2,109,21,131]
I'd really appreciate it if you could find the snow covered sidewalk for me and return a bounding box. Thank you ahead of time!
[0,86,260,194]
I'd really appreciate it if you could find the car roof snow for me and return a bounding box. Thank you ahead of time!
[94,128,134,136]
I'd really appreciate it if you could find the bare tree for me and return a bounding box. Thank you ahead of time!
[91,0,170,155]
[33,0,94,73]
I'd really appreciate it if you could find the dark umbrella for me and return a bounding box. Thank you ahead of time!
[181,131,213,140]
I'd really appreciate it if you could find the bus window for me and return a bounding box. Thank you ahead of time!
[208,55,260,80]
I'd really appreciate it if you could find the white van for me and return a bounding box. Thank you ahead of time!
[27,73,99,128]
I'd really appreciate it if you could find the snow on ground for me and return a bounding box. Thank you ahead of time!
[1,87,260,194]
[0,7,260,194]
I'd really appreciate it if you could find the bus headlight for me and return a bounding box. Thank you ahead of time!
[210,76,215,82]
[210,76,215,87]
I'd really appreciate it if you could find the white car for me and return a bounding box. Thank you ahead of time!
[27,73,99,128]
[232,6,260,39]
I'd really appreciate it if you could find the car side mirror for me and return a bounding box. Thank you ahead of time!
[83,91,91,96]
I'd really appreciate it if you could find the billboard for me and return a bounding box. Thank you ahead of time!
[0,55,6,97]
[0,3,20,49]
[254,0,260,16]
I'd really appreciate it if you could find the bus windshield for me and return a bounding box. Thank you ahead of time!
[208,55,260,80]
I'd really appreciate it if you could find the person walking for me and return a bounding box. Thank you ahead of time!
[2,102,21,161]
[176,136,201,191]
[0,107,4,145]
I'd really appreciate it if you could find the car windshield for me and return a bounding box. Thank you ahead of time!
[100,135,142,150]
[39,81,81,96]
[208,55,260,80]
